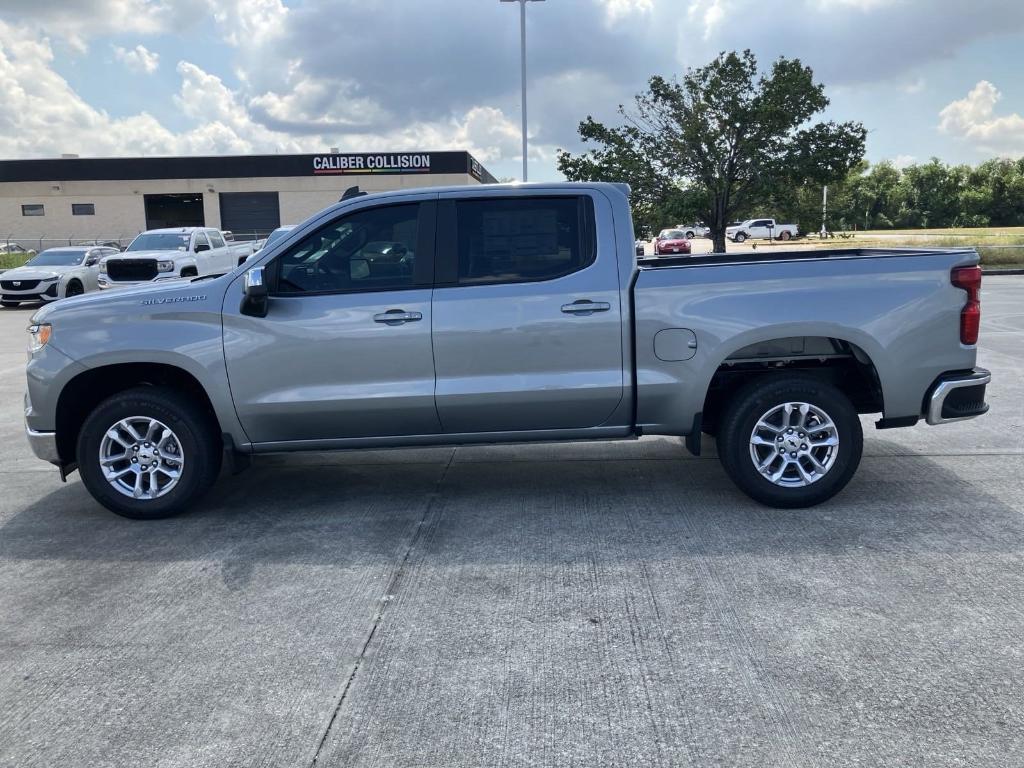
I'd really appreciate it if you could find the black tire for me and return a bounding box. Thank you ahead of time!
[76,387,222,519]
[180,267,198,278]
[716,374,863,508]
[685,231,695,239]
[779,230,792,241]
[734,232,747,243]
[65,280,84,297]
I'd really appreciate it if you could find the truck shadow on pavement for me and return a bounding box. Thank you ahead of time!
[1,439,1021,574]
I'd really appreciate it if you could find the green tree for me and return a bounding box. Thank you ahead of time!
[557,50,867,252]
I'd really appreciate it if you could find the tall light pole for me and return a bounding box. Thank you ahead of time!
[501,0,544,182]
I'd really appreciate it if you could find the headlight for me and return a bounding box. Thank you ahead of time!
[27,323,51,354]
[39,276,59,283]
[157,260,175,273]
[99,261,108,273]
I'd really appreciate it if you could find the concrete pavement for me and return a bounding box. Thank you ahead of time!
[0,277,1022,767]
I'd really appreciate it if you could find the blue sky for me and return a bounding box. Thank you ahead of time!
[2,0,1024,181]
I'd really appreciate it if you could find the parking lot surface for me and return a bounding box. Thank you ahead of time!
[1,278,1022,767]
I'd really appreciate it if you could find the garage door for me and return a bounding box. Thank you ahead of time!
[218,192,281,239]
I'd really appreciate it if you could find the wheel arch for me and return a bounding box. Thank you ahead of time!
[55,362,223,464]
[699,333,885,435]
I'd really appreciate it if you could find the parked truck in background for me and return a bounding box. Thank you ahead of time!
[97,227,255,288]
[24,182,989,519]
[727,218,799,242]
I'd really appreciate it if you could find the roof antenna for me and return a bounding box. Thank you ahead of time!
[340,185,367,201]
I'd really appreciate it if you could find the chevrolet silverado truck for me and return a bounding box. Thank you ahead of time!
[23,182,989,519]
[97,227,253,288]
[727,218,799,242]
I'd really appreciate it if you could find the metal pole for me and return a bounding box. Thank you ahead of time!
[821,185,828,238]
[519,0,528,182]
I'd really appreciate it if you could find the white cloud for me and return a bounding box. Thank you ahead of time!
[113,44,159,74]
[0,19,552,174]
[687,0,726,40]
[208,0,287,47]
[892,154,916,169]
[0,0,203,51]
[600,0,654,22]
[938,80,1024,156]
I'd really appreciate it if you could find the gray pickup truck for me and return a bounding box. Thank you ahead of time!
[23,182,990,519]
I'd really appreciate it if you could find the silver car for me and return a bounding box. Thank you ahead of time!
[1,246,116,307]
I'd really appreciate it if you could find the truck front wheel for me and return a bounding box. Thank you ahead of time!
[76,387,222,519]
[716,374,863,508]
[733,232,747,243]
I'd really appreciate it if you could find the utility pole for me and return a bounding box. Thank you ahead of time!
[500,0,544,182]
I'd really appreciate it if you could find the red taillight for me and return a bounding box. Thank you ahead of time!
[951,265,982,345]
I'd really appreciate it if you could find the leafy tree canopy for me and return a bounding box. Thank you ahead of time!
[557,50,867,251]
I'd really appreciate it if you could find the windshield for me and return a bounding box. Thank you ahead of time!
[659,230,686,239]
[25,249,86,267]
[127,233,190,252]
[263,227,295,249]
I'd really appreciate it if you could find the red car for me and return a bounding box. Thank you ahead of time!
[654,229,692,255]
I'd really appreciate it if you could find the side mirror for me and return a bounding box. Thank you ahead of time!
[85,257,98,267]
[195,243,211,253]
[240,267,269,318]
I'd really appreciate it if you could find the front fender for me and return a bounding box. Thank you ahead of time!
[37,277,249,448]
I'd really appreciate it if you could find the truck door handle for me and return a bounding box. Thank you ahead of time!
[373,309,422,325]
[561,300,611,315]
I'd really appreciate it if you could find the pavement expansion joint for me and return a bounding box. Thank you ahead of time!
[306,448,456,767]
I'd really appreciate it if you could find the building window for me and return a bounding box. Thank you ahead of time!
[21,204,44,217]
[72,203,95,216]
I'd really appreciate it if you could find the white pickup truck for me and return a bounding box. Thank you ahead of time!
[727,218,799,243]
[98,227,254,289]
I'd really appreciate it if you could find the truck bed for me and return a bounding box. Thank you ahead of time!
[631,246,980,435]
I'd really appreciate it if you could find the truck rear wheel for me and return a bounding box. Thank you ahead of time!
[779,230,792,241]
[716,374,862,508]
[76,387,222,519]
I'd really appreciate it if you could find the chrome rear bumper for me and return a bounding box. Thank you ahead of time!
[926,368,991,425]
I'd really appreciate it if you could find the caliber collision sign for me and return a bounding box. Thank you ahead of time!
[312,153,432,175]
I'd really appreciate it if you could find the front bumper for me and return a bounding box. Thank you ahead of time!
[656,244,691,255]
[925,368,991,425]
[98,274,179,290]
[1,283,59,302]
[26,425,60,465]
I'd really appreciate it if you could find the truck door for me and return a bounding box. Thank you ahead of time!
[221,199,441,444]
[431,190,624,433]
[207,230,233,272]
[192,231,213,275]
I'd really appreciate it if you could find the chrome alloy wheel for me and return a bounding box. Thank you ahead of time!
[99,417,185,499]
[748,402,839,487]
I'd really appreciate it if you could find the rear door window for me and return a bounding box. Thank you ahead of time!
[450,196,595,286]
